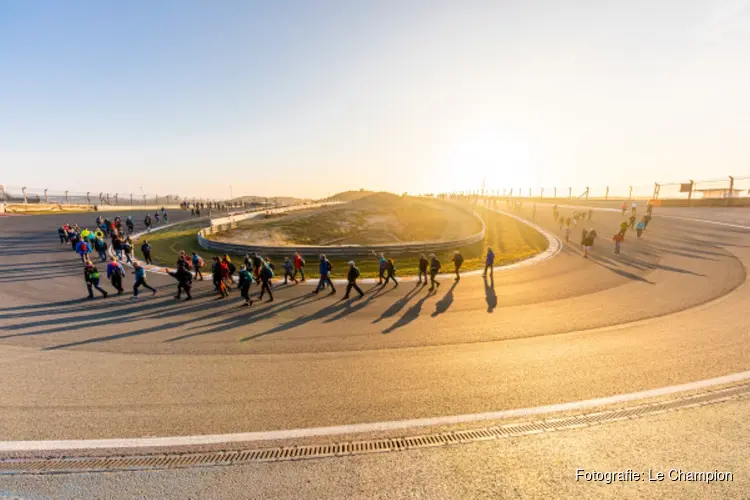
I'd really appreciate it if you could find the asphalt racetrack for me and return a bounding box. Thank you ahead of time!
[0,205,749,445]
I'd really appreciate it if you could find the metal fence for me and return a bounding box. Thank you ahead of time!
[444,175,750,203]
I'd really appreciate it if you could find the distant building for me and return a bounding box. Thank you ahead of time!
[694,188,745,199]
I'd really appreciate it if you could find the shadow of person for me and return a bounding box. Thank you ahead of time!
[382,293,431,334]
[431,280,458,318]
[484,275,497,313]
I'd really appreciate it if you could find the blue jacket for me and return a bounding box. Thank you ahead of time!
[319,259,329,276]
[107,261,124,279]
[486,248,495,265]
[75,241,90,255]
[134,267,146,280]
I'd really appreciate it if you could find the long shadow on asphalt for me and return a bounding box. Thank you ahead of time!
[239,284,386,341]
[381,292,433,334]
[323,284,397,323]
[431,280,459,318]
[371,284,422,324]
[588,256,655,284]
[484,276,497,313]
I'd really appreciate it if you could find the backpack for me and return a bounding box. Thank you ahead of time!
[300,257,305,267]
[326,260,333,272]
[455,254,464,266]
[197,257,204,268]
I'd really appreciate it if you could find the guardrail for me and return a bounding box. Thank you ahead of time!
[197,203,486,257]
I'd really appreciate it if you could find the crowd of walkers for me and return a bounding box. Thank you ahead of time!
[552,202,653,257]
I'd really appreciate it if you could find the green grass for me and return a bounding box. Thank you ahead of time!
[140,205,548,278]
[215,194,482,246]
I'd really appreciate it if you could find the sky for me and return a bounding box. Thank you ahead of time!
[1,0,749,200]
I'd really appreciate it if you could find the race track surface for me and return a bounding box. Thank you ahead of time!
[0,206,748,442]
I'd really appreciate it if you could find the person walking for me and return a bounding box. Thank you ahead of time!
[140,240,153,265]
[293,252,306,281]
[374,252,387,285]
[84,260,108,299]
[636,218,645,238]
[75,239,91,263]
[123,237,134,265]
[588,209,593,220]
[588,228,598,247]
[621,201,627,216]
[238,264,253,306]
[580,228,589,250]
[168,262,193,300]
[452,250,464,281]
[343,261,365,299]
[582,232,594,259]
[222,255,236,289]
[94,235,108,261]
[212,257,228,297]
[313,254,336,295]
[58,226,68,245]
[144,214,152,233]
[417,253,429,285]
[613,231,625,254]
[258,261,274,302]
[282,257,298,284]
[106,256,125,295]
[383,258,398,287]
[252,253,263,286]
[192,252,204,280]
[112,234,123,260]
[126,216,134,234]
[428,253,441,291]
[132,261,157,298]
[628,213,637,230]
[484,247,495,278]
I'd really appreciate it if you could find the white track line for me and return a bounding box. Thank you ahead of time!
[2,371,747,452]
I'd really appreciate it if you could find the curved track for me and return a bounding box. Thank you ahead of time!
[0,206,748,447]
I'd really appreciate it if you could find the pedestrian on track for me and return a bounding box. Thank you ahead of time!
[259,260,275,302]
[636,219,645,238]
[75,238,91,263]
[192,252,204,280]
[313,254,336,295]
[141,240,153,265]
[582,232,594,259]
[123,237,134,265]
[252,253,263,286]
[484,247,495,278]
[106,256,125,295]
[417,253,429,286]
[428,253,441,292]
[222,255,235,289]
[84,260,108,299]
[169,261,193,300]
[212,257,228,297]
[282,257,298,285]
[373,252,387,285]
[132,261,157,298]
[126,216,134,234]
[58,226,68,245]
[343,261,365,299]
[580,228,589,250]
[112,234,123,260]
[238,265,253,306]
[94,235,108,262]
[613,231,624,254]
[629,213,636,230]
[383,258,398,287]
[144,214,152,233]
[293,252,306,283]
[452,250,464,281]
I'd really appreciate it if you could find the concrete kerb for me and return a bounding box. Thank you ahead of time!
[112,207,561,286]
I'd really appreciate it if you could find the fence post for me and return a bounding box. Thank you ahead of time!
[540,187,544,199]
[65,191,69,205]
[528,188,532,197]
[628,186,633,200]
[87,192,91,205]
[44,189,48,203]
[143,194,147,206]
[130,193,133,206]
[568,187,572,199]
[22,187,28,204]
[687,180,694,205]
[728,176,735,205]
[99,192,103,204]
[605,186,609,200]
[106,193,110,204]
[156,195,159,205]
[554,187,557,198]
[114,193,118,205]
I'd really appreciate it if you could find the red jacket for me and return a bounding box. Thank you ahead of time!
[294,255,304,269]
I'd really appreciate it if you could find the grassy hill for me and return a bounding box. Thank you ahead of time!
[216,194,482,246]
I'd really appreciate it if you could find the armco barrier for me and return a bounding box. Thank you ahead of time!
[197,202,486,257]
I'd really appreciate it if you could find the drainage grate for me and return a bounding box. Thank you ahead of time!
[1,383,747,475]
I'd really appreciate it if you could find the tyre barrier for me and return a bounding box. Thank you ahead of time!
[197,209,487,257]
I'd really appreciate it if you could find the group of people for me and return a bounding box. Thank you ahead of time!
[143,207,169,232]
[612,203,653,253]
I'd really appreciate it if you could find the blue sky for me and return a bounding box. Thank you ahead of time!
[2,1,749,199]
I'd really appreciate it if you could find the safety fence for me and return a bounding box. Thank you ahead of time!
[442,175,750,206]
[197,202,486,257]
